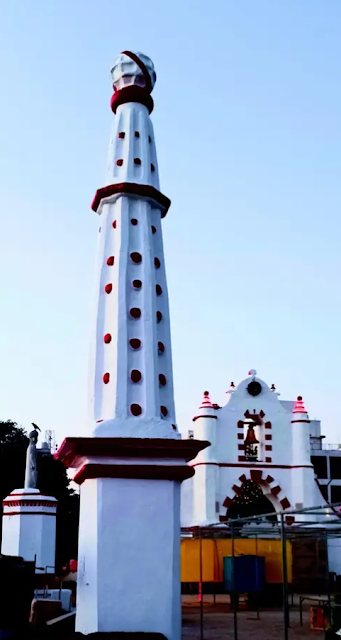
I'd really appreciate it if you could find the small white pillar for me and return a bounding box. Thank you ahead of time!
[1,488,57,573]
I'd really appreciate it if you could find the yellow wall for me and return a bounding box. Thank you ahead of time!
[181,538,292,584]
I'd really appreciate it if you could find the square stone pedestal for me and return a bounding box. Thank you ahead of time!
[56,437,208,640]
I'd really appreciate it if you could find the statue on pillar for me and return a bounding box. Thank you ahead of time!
[24,423,41,489]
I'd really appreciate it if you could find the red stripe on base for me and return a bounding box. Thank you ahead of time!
[3,511,56,517]
[73,463,195,485]
[55,437,209,468]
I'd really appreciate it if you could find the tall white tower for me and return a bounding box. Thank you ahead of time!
[89,51,176,439]
[56,51,208,639]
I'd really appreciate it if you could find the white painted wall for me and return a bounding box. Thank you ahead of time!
[76,477,181,640]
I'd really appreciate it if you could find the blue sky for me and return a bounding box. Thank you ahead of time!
[0,0,340,444]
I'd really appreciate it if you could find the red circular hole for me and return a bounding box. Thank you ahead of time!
[118,132,125,139]
[161,405,168,417]
[131,219,138,225]
[130,308,141,319]
[131,369,142,383]
[116,159,123,166]
[156,284,162,296]
[105,284,112,294]
[130,403,142,416]
[131,252,142,264]
[151,163,155,173]
[156,311,162,323]
[159,374,167,387]
[134,131,140,138]
[132,279,142,289]
[158,341,165,354]
[134,158,141,166]
[103,373,110,384]
[172,424,177,430]
[107,256,114,266]
[129,338,141,350]
[151,225,157,234]
[112,220,117,229]
[104,333,112,344]
[154,257,161,268]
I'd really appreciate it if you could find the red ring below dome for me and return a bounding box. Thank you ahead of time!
[111,86,154,114]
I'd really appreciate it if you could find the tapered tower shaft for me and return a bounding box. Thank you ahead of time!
[89,51,177,439]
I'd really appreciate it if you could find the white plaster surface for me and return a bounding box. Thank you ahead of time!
[76,477,181,639]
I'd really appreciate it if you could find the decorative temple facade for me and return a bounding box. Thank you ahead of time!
[181,370,336,527]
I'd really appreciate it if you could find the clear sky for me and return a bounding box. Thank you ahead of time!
[0,0,340,445]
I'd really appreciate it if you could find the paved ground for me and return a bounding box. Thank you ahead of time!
[182,599,326,640]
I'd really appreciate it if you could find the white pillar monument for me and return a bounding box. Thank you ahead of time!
[2,425,57,573]
[55,51,208,639]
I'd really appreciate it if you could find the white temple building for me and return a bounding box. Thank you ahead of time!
[181,370,341,528]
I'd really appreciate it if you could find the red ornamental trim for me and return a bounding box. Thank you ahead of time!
[280,497,291,509]
[3,511,57,517]
[73,463,194,485]
[265,457,272,463]
[55,437,210,468]
[250,469,263,483]
[192,414,217,422]
[92,183,170,218]
[103,373,110,384]
[192,462,314,470]
[111,86,154,115]
[3,500,56,508]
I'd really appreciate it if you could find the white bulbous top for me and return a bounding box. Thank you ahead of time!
[111,51,156,92]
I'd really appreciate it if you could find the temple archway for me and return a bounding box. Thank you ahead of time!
[226,480,277,521]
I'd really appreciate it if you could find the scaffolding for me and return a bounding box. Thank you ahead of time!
[181,502,341,640]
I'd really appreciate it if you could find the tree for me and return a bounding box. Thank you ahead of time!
[0,421,79,571]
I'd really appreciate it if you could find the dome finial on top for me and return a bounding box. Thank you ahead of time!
[293,396,307,414]
[199,391,214,409]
